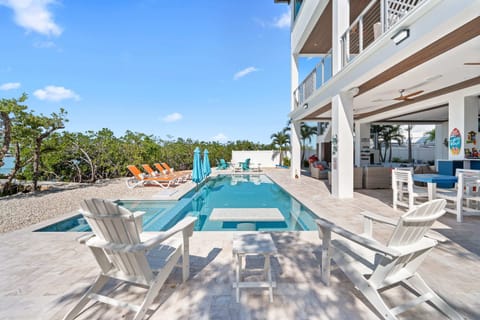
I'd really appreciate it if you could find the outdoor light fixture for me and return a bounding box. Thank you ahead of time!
[303,103,309,109]
[391,28,410,45]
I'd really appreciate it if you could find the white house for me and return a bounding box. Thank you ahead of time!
[275,0,480,198]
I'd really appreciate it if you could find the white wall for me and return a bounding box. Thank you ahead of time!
[231,150,291,168]
[385,145,435,163]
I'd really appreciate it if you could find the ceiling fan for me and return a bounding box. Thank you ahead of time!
[393,89,424,101]
[464,62,480,65]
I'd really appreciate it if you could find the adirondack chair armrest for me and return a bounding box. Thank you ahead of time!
[85,237,147,253]
[142,216,197,250]
[316,219,401,257]
[132,211,147,219]
[391,237,437,256]
[361,211,397,226]
[77,233,95,244]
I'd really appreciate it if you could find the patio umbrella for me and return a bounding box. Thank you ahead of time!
[192,147,204,184]
[203,149,211,177]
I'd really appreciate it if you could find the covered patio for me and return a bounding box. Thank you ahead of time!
[1,169,478,319]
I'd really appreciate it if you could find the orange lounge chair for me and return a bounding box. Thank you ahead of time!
[141,164,160,177]
[159,162,192,180]
[126,165,178,189]
[154,163,190,182]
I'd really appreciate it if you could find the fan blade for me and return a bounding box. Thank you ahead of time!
[464,62,480,65]
[403,90,424,99]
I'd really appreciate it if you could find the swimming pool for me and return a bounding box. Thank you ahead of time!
[36,174,319,232]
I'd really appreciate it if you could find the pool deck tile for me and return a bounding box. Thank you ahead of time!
[1,168,479,319]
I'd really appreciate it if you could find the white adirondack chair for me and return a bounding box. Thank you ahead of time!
[63,198,197,320]
[392,167,428,210]
[316,199,463,319]
[436,169,480,222]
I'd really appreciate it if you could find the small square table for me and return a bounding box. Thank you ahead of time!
[232,233,277,302]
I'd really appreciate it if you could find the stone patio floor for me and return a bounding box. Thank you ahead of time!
[1,168,479,319]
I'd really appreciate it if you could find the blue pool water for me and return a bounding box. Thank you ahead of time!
[36,174,319,232]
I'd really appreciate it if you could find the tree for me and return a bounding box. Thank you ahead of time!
[425,128,435,143]
[21,108,68,191]
[270,130,290,166]
[377,125,404,163]
[406,125,413,163]
[0,94,27,169]
[300,123,317,165]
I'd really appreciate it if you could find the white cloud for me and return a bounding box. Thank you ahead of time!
[162,112,183,123]
[0,82,21,90]
[34,85,79,101]
[233,66,259,80]
[273,11,290,29]
[212,133,228,142]
[0,0,62,36]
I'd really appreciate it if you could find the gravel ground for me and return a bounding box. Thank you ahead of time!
[0,178,163,233]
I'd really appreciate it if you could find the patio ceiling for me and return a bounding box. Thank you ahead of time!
[300,18,480,123]
[300,0,372,55]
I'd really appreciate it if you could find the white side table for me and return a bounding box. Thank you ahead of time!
[232,233,277,302]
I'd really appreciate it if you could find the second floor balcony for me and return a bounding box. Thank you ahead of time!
[293,0,425,109]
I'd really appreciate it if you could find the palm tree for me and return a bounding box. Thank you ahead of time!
[270,131,290,166]
[425,128,435,143]
[300,123,317,165]
[377,125,404,163]
[406,125,413,164]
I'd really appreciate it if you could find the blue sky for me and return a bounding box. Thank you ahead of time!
[0,0,297,144]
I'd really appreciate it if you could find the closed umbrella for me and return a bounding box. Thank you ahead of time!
[203,149,211,177]
[192,147,204,184]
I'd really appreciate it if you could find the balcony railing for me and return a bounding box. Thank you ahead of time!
[293,0,423,110]
[341,0,423,66]
[293,50,332,109]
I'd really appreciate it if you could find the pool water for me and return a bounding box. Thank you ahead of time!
[36,174,319,232]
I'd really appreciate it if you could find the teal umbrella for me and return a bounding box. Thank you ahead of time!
[192,147,204,184]
[203,149,211,177]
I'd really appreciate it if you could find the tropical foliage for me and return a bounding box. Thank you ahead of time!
[371,125,404,163]
[0,94,275,195]
[270,129,290,166]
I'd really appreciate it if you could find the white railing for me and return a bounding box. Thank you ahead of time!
[293,50,332,109]
[341,0,423,66]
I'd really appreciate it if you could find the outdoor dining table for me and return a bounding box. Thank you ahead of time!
[413,174,458,201]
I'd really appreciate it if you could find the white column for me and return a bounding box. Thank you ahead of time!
[331,0,351,198]
[447,95,479,160]
[434,123,448,166]
[332,91,354,198]
[464,96,480,161]
[290,54,301,179]
[291,121,302,178]
[448,95,465,160]
[354,123,371,167]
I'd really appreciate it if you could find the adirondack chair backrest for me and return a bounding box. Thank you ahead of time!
[127,165,144,180]
[80,198,142,243]
[456,169,480,196]
[388,199,446,247]
[80,199,153,283]
[392,168,414,193]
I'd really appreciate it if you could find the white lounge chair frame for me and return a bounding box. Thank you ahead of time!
[436,169,480,222]
[63,199,197,320]
[316,199,463,319]
[392,167,428,210]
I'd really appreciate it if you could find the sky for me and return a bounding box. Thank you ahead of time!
[0,0,294,144]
